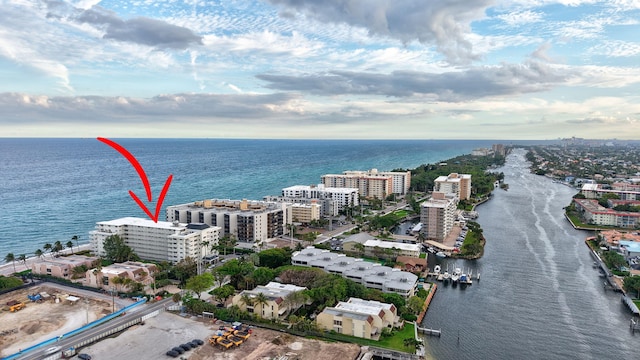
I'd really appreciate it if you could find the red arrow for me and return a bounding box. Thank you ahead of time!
[97,137,173,223]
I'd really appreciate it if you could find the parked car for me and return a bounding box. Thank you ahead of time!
[78,354,92,360]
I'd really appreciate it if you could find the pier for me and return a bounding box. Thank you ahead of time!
[416,326,441,337]
[630,318,640,333]
[622,295,640,317]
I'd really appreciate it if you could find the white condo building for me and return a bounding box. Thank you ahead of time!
[90,217,220,264]
[434,173,472,201]
[166,199,286,244]
[420,192,458,242]
[281,184,359,213]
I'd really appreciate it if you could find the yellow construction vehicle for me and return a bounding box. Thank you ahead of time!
[9,303,25,312]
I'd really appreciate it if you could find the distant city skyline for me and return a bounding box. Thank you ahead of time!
[1,1,639,139]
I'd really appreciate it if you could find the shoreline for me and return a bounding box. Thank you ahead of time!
[0,244,93,277]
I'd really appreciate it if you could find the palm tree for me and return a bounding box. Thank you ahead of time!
[66,241,74,255]
[239,293,254,310]
[18,254,27,268]
[71,235,79,250]
[4,253,16,273]
[43,243,52,257]
[35,249,44,259]
[53,241,63,257]
[254,292,269,318]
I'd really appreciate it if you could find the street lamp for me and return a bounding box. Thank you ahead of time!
[110,286,116,313]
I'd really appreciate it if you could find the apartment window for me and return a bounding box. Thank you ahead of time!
[333,320,342,326]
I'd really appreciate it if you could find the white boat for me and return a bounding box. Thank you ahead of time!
[435,251,447,258]
[451,267,462,283]
[442,271,451,283]
[427,246,437,254]
[434,265,441,275]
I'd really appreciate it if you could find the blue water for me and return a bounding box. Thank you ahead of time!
[1,138,506,259]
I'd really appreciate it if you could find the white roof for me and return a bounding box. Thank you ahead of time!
[97,217,185,230]
[363,239,420,252]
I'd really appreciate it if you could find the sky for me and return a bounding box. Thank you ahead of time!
[1,0,640,140]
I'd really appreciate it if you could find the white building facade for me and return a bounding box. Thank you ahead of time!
[90,217,219,264]
[434,173,472,201]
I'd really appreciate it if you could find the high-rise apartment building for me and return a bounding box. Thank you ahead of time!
[420,192,457,242]
[433,173,472,200]
[166,199,286,243]
[280,184,359,212]
[321,169,411,199]
[90,217,219,264]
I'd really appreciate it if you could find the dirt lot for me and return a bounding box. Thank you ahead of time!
[1,285,361,360]
[0,285,112,356]
[84,312,361,360]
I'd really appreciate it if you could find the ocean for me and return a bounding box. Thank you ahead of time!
[1,138,505,259]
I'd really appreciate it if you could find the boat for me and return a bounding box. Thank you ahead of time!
[435,251,447,258]
[442,271,450,283]
[451,267,461,283]
[434,265,441,275]
[427,246,436,254]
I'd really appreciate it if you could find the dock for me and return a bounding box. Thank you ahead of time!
[416,326,441,337]
[622,295,640,317]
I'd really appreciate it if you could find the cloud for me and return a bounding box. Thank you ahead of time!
[0,92,299,123]
[267,0,493,64]
[75,6,203,49]
[257,60,575,101]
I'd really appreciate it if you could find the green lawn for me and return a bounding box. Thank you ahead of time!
[321,322,416,353]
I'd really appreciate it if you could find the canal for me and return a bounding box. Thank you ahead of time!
[420,148,638,360]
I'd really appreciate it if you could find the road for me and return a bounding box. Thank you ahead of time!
[15,298,174,360]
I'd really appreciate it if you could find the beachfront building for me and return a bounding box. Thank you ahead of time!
[433,173,472,201]
[263,195,339,218]
[30,255,99,279]
[90,217,219,264]
[321,168,411,198]
[289,202,321,224]
[316,298,399,340]
[573,199,640,228]
[230,282,307,319]
[85,261,157,291]
[291,247,418,298]
[420,192,458,242]
[280,184,360,214]
[166,199,286,244]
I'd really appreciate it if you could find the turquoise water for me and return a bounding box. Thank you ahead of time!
[0,138,510,258]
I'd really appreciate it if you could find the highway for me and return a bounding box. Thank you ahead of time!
[15,298,174,360]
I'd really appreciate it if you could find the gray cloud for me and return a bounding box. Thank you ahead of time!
[0,92,297,123]
[45,3,203,49]
[257,61,573,101]
[267,0,493,64]
[78,7,202,49]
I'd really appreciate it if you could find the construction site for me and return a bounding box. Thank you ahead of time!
[0,283,362,360]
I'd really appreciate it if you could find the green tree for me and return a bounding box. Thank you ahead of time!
[624,275,640,298]
[239,293,254,309]
[71,265,88,279]
[71,235,80,250]
[211,284,236,304]
[172,257,198,285]
[403,337,421,351]
[353,242,365,257]
[257,248,291,268]
[18,254,27,269]
[217,259,254,289]
[103,235,138,263]
[248,267,276,286]
[253,292,269,318]
[53,241,64,256]
[43,243,52,257]
[218,235,238,256]
[35,249,44,259]
[185,272,215,299]
[66,241,74,254]
[4,253,16,273]
[407,296,425,314]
